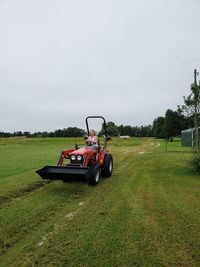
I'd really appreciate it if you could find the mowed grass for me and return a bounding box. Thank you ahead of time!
[0,137,199,267]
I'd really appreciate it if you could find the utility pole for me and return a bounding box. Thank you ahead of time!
[194,69,199,150]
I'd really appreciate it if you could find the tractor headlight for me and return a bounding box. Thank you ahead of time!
[77,155,82,161]
[71,155,76,161]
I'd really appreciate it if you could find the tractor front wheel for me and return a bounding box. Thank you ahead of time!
[101,154,113,177]
[88,164,101,185]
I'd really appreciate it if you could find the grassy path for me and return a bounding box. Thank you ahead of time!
[0,138,199,266]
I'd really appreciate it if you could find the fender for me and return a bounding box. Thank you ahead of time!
[98,149,108,167]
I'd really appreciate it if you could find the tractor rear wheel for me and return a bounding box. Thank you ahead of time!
[101,154,113,177]
[88,164,100,185]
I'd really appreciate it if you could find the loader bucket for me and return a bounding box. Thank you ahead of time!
[36,166,89,182]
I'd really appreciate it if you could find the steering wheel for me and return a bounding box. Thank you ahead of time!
[86,141,94,146]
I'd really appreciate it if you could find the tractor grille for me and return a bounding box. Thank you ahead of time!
[70,156,84,165]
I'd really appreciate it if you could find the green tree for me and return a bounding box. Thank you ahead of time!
[164,109,183,138]
[153,117,165,138]
[181,69,200,149]
[100,121,118,136]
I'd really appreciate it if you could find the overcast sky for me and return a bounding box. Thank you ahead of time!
[0,0,200,132]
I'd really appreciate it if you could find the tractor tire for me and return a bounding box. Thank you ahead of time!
[88,164,101,186]
[101,154,113,177]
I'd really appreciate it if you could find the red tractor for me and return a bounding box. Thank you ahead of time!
[36,116,113,185]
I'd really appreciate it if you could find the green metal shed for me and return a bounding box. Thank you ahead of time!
[181,128,194,147]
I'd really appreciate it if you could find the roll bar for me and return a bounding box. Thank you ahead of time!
[85,116,108,148]
[85,116,107,136]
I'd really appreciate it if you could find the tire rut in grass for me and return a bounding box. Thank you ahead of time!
[0,183,88,258]
[0,180,51,208]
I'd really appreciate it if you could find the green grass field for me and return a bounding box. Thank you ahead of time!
[0,137,199,267]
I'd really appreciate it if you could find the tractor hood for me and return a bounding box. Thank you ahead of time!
[70,146,93,156]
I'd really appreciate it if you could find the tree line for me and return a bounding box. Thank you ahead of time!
[153,69,200,140]
[0,109,194,139]
[0,127,85,138]
[152,107,193,139]
[0,110,194,139]
[1,70,199,139]
[101,108,193,138]
[0,124,154,138]
[99,122,154,137]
